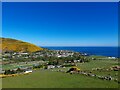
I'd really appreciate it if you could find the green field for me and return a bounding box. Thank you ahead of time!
[2,70,118,88]
[2,59,119,88]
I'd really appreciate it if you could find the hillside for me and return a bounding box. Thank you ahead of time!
[0,37,43,52]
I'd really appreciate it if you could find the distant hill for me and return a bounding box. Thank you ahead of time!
[0,38,43,52]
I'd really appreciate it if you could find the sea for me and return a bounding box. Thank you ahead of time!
[42,46,118,57]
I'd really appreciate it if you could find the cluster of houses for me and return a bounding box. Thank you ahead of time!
[2,49,82,60]
[2,52,30,60]
[32,50,80,58]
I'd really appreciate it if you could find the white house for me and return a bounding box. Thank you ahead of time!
[47,65,55,69]
[24,70,32,74]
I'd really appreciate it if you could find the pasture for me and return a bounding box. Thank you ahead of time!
[2,59,119,88]
[2,70,118,88]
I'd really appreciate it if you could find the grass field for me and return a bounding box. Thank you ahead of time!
[2,59,119,88]
[2,61,44,70]
[2,70,118,88]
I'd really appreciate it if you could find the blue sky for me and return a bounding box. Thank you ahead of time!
[2,2,118,46]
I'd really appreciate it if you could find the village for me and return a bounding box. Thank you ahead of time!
[1,49,88,73]
[2,49,85,60]
[0,49,119,85]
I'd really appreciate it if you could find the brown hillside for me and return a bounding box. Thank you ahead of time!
[0,38,43,52]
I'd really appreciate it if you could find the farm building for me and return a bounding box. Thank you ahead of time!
[46,65,55,69]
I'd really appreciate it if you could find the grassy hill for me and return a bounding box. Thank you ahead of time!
[0,37,43,52]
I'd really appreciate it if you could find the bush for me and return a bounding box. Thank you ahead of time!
[16,68,24,73]
[4,70,16,75]
[33,64,43,69]
[62,64,75,67]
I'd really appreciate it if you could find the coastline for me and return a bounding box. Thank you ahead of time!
[42,46,118,58]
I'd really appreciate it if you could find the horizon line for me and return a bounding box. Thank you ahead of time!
[40,46,118,47]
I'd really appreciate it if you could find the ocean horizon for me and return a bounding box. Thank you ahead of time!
[41,46,118,57]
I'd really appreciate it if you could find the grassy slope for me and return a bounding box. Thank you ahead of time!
[2,60,119,88]
[77,59,118,70]
[2,70,118,88]
[0,38,43,52]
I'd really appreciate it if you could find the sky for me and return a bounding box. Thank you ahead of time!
[2,2,118,46]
